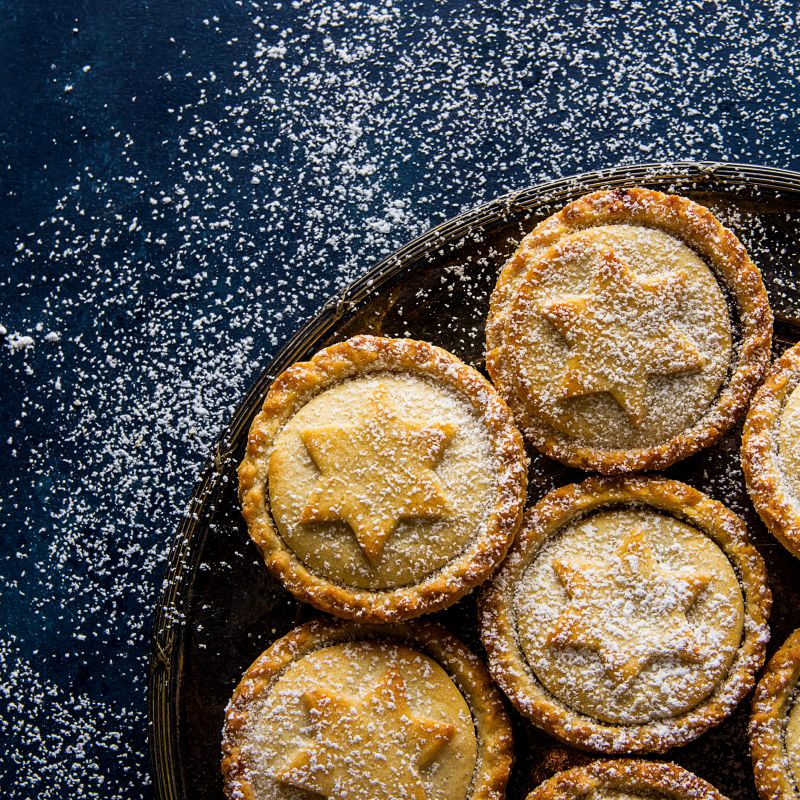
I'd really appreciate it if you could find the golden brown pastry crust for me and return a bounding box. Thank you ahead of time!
[525,758,730,800]
[480,475,771,754]
[486,187,773,474]
[221,618,514,800]
[750,628,800,800]
[238,334,527,622]
[742,342,800,561]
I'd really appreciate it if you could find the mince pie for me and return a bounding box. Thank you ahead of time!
[480,476,771,753]
[222,618,513,800]
[751,628,800,800]
[239,335,527,622]
[525,758,730,800]
[486,187,772,473]
[742,341,800,561]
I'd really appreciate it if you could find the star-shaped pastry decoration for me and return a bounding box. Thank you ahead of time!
[276,667,456,800]
[300,387,455,565]
[547,530,712,685]
[540,250,707,426]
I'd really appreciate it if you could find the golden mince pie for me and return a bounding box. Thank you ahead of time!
[239,335,527,623]
[221,618,513,800]
[742,341,800,561]
[480,476,771,754]
[751,628,800,800]
[486,187,772,474]
[525,758,730,800]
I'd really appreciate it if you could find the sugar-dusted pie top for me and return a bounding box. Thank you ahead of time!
[516,507,743,725]
[480,476,771,755]
[778,381,800,507]
[487,187,773,474]
[751,628,800,800]
[239,335,527,622]
[222,620,514,800]
[240,641,476,800]
[269,372,496,590]
[500,223,731,450]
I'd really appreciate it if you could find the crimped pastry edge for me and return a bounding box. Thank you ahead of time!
[742,341,800,561]
[221,617,514,800]
[524,758,730,800]
[479,475,772,754]
[486,187,773,475]
[238,334,528,622]
[750,628,800,800]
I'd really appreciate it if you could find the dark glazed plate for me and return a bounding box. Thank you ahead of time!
[148,162,800,800]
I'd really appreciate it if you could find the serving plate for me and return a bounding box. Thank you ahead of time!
[148,161,800,800]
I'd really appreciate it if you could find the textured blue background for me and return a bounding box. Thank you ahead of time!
[2,0,800,797]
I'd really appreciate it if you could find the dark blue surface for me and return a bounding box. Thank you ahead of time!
[2,1,800,797]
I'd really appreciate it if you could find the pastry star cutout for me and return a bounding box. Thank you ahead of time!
[300,387,455,564]
[541,250,707,426]
[548,531,712,685]
[276,667,455,800]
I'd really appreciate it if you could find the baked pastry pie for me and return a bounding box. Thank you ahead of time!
[480,476,771,754]
[221,618,513,800]
[486,187,772,474]
[742,341,800,560]
[525,759,730,800]
[751,628,800,800]
[239,334,527,622]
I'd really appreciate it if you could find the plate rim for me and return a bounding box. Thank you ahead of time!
[147,159,800,800]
